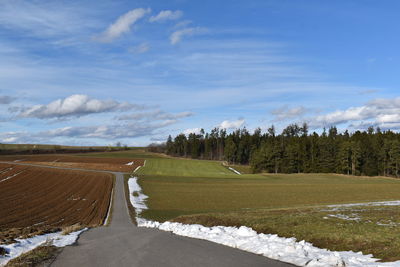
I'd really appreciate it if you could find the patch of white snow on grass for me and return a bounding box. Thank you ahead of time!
[376,221,399,227]
[126,161,134,166]
[128,177,148,216]
[0,229,87,266]
[327,201,400,211]
[228,167,241,175]
[327,214,361,221]
[128,177,400,267]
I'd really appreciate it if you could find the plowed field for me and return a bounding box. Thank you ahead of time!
[0,155,144,172]
[0,163,113,243]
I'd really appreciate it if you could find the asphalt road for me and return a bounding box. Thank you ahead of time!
[2,161,293,267]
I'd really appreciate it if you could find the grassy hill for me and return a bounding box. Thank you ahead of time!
[74,149,400,260]
[137,158,234,177]
[94,149,400,262]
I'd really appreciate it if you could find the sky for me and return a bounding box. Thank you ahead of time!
[0,0,399,146]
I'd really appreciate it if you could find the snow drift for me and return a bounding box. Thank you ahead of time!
[228,167,241,175]
[0,229,86,266]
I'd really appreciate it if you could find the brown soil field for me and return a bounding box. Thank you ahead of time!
[0,155,144,172]
[0,163,113,244]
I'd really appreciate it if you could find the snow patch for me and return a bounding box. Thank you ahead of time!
[0,229,86,266]
[327,214,361,221]
[327,201,400,211]
[228,167,241,175]
[126,161,134,166]
[128,178,148,215]
[376,221,399,227]
[128,177,400,266]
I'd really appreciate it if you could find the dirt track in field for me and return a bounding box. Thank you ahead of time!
[0,163,113,243]
[0,155,144,172]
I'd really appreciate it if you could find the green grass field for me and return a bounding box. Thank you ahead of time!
[73,149,400,261]
[96,149,400,262]
[139,174,400,221]
[137,158,235,177]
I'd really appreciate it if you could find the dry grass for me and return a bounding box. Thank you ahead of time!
[5,245,60,267]
[0,227,61,245]
[61,224,82,235]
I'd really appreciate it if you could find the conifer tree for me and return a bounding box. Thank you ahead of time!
[162,124,400,178]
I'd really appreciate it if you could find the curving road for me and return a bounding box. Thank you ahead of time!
[2,161,292,267]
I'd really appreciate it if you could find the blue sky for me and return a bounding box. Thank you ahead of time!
[0,0,399,146]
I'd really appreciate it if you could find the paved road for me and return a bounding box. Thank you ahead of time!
[2,161,293,267]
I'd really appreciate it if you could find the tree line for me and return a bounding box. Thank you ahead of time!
[150,124,400,177]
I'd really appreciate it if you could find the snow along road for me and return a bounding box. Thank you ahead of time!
[0,161,291,267]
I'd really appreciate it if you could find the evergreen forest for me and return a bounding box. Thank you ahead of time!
[155,124,400,177]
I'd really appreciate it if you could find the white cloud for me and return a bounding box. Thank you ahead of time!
[0,131,32,144]
[271,106,308,121]
[0,0,92,38]
[174,20,192,29]
[2,137,18,143]
[1,106,190,142]
[170,27,205,45]
[308,97,400,130]
[0,118,179,143]
[129,42,150,54]
[183,128,202,135]
[18,94,139,119]
[117,110,193,121]
[40,119,176,139]
[149,10,182,22]
[219,119,245,129]
[96,8,150,42]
